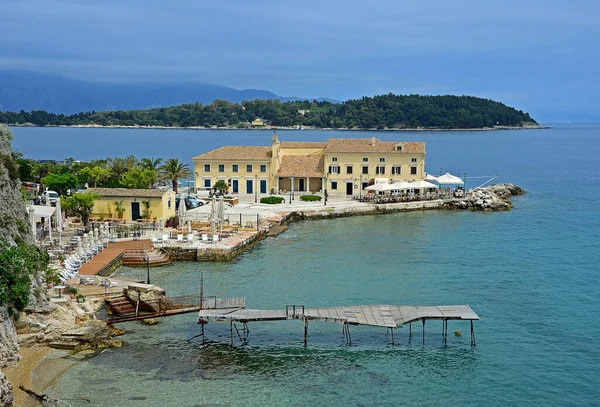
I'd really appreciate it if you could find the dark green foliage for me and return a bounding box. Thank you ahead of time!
[0,239,49,315]
[300,195,322,201]
[260,196,285,204]
[41,172,78,195]
[0,94,538,129]
[0,153,20,182]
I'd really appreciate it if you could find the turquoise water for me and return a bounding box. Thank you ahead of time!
[13,125,599,406]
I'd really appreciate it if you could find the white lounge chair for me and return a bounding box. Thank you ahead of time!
[177,234,184,242]
[187,234,194,242]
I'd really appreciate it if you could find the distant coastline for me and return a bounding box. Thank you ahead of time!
[4,123,547,131]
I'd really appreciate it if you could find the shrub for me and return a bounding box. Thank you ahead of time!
[260,196,285,204]
[300,195,322,202]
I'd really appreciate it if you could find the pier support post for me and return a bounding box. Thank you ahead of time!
[304,318,309,346]
[230,320,233,347]
[422,319,426,345]
[409,323,412,337]
[470,320,476,347]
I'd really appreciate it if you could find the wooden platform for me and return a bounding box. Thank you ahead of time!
[197,304,479,328]
[79,240,153,275]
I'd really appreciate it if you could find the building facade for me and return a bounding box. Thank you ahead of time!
[192,134,426,197]
[87,188,176,222]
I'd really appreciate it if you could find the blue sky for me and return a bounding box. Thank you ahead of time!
[1,0,599,119]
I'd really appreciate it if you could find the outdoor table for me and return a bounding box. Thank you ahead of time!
[54,285,66,298]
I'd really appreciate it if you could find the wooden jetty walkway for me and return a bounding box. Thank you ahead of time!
[197,302,480,347]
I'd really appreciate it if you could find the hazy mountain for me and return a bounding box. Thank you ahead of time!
[0,70,337,114]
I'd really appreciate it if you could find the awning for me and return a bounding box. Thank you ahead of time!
[28,205,56,220]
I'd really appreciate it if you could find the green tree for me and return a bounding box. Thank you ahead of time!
[79,166,113,187]
[41,172,78,195]
[120,168,156,189]
[61,193,98,227]
[159,158,191,193]
[213,180,228,195]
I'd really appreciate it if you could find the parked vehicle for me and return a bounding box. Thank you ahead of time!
[40,190,59,206]
[175,195,206,210]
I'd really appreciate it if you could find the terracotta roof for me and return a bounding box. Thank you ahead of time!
[193,146,272,161]
[324,138,425,154]
[280,142,327,149]
[86,188,168,198]
[276,155,324,177]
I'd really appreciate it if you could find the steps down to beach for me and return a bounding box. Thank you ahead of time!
[121,248,172,267]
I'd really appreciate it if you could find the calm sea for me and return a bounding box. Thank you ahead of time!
[10,125,600,406]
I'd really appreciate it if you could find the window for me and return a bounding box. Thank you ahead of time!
[328,165,340,174]
[392,166,401,175]
[232,164,238,173]
[331,157,338,162]
[204,178,211,188]
[204,164,211,172]
[410,166,418,175]
[246,164,253,172]
[218,164,225,172]
[346,165,353,174]
[362,157,368,162]
[260,164,267,173]
[376,166,385,175]
[362,165,369,175]
[411,157,417,163]
[331,181,338,190]
[395,143,403,151]
[168,199,171,209]
[379,157,386,162]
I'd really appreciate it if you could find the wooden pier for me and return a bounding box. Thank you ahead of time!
[198,302,480,346]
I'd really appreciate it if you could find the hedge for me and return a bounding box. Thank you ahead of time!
[260,196,285,204]
[300,195,322,202]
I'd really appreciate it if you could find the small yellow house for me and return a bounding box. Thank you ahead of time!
[87,188,176,222]
[251,118,265,126]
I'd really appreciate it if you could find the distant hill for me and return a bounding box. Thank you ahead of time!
[0,70,336,114]
[0,94,538,129]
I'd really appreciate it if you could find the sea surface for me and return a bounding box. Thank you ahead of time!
[10,125,600,406]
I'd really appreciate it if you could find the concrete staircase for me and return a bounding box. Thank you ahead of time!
[122,248,172,267]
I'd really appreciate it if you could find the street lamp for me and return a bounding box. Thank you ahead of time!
[289,176,293,204]
[359,175,362,198]
[254,175,258,203]
[324,176,328,206]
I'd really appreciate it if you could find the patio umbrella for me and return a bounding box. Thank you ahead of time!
[218,196,225,233]
[390,181,412,190]
[436,172,464,185]
[27,206,36,241]
[424,173,438,181]
[54,199,62,246]
[364,183,388,192]
[210,195,217,238]
[178,196,187,226]
[410,180,439,189]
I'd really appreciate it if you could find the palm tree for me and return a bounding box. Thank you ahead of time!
[159,158,191,193]
[140,157,163,171]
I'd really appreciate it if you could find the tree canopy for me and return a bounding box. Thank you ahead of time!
[0,94,538,129]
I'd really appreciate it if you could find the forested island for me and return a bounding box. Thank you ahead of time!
[0,94,539,130]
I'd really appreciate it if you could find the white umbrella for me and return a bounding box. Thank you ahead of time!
[27,206,36,241]
[178,196,187,226]
[218,196,225,233]
[54,199,62,246]
[390,181,412,190]
[436,172,464,185]
[364,183,388,192]
[210,195,217,238]
[410,180,439,189]
[424,173,438,181]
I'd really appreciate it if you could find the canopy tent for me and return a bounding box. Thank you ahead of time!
[29,205,56,221]
[424,173,438,181]
[436,172,464,185]
[410,180,439,189]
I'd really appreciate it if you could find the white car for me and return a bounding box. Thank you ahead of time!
[41,190,59,206]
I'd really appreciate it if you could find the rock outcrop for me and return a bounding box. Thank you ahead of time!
[442,183,525,211]
[0,309,19,406]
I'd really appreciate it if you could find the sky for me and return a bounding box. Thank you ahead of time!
[1,0,599,120]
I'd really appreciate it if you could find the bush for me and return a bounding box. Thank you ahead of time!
[300,195,322,202]
[260,196,285,204]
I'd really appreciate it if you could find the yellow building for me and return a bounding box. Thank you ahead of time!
[251,118,265,126]
[192,134,426,197]
[87,188,176,222]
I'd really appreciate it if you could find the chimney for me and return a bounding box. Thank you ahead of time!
[371,136,377,146]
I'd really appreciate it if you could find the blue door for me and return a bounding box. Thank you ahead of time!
[260,179,267,194]
[232,179,239,193]
[246,179,253,194]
